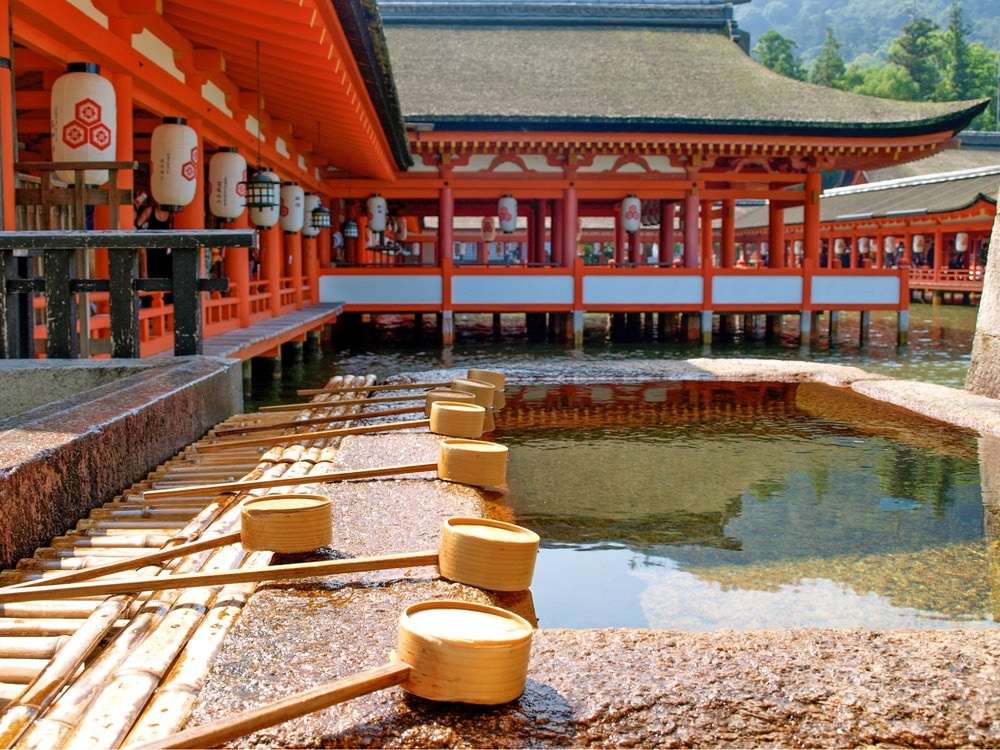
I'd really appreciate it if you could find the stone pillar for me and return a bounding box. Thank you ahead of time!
[859,311,871,347]
[967,193,1000,397]
[573,310,585,349]
[441,310,454,347]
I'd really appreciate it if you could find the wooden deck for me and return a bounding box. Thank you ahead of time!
[201,303,343,360]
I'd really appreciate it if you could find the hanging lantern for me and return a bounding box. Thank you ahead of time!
[208,147,247,220]
[279,182,305,233]
[834,238,846,255]
[304,194,328,236]
[858,237,869,255]
[621,195,642,234]
[884,236,896,254]
[913,235,926,254]
[955,232,969,253]
[51,62,117,185]
[793,240,804,256]
[481,216,497,242]
[246,168,281,228]
[367,194,388,232]
[150,117,198,212]
[342,219,359,239]
[497,195,517,234]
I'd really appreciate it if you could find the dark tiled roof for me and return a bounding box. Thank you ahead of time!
[382,25,986,136]
[736,168,1000,229]
[864,148,1000,182]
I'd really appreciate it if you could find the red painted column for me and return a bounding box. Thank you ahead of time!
[224,210,252,326]
[0,0,15,231]
[533,200,547,264]
[260,225,283,316]
[803,172,821,270]
[563,185,578,269]
[700,200,713,267]
[628,229,641,265]
[659,201,675,266]
[684,191,700,268]
[304,235,319,305]
[722,198,736,267]
[439,183,454,307]
[286,231,303,308]
[874,232,884,270]
[768,201,785,268]
[318,223,332,268]
[614,205,626,265]
[933,228,945,280]
[552,199,565,266]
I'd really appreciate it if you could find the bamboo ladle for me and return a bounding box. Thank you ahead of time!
[212,388,481,438]
[204,399,485,451]
[260,376,501,415]
[143,438,509,500]
[131,599,533,750]
[295,368,506,397]
[0,517,541,602]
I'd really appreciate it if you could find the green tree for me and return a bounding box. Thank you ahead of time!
[941,2,974,99]
[842,61,919,100]
[965,41,1000,129]
[887,17,944,99]
[753,30,806,80]
[810,27,847,88]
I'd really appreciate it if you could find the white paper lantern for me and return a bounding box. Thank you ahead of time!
[279,182,305,233]
[303,193,321,237]
[793,240,804,256]
[367,194,388,233]
[498,195,517,234]
[51,63,116,185]
[621,195,641,234]
[208,147,247,220]
[151,117,198,211]
[884,236,896,253]
[956,232,969,253]
[858,237,869,254]
[248,169,281,228]
[913,235,926,254]
[834,238,846,254]
[481,216,497,242]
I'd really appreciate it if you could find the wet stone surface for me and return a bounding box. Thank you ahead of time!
[191,363,1000,747]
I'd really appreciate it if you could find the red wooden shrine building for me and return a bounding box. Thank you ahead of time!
[0,0,989,356]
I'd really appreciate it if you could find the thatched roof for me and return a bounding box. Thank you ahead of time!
[381,22,987,136]
[737,166,1000,230]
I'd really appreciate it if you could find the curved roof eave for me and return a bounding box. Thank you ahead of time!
[405,100,990,140]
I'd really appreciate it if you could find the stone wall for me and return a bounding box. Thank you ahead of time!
[967,190,1000,398]
[0,356,242,567]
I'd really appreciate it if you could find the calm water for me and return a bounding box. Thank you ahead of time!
[496,382,997,630]
[246,302,978,409]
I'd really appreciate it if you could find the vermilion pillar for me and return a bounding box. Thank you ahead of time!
[933,228,945,279]
[224,210,252,326]
[439,183,454,300]
[768,201,785,268]
[318,224,331,268]
[260,224,282,316]
[0,0,15,231]
[700,200,713,267]
[533,200,546,263]
[304,235,319,305]
[563,185,578,269]
[628,229,641,265]
[552,199,564,266]
[286,231,303,308]
[614,205,626,264]
[803,172,822,269]
[684,192,699,268]
[722,199,736,267]
[659,201,675,266]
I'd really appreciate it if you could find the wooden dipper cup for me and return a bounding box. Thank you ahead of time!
[0,516,539,601]
[468,368,506,410]
[438,517,539,591]
[423,388,477,416]
[450,378,496,409]
[295,369,506,398]
[199,402,486,454]
[141,439,509,500]
[240,494,332,553]
[130,600,532,749]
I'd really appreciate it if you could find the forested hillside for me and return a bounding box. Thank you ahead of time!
[736,0,999,61]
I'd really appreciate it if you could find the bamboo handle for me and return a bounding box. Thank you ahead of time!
[259,393,425,413]
[200,420,431,453]
[130,661,411,749]
[297,381,446,396]
[142,462,439,500]
[2,532,242,591]
[212,405,424,437]
[0,551,440,602]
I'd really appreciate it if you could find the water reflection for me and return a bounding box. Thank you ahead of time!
[496,382,997,630]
